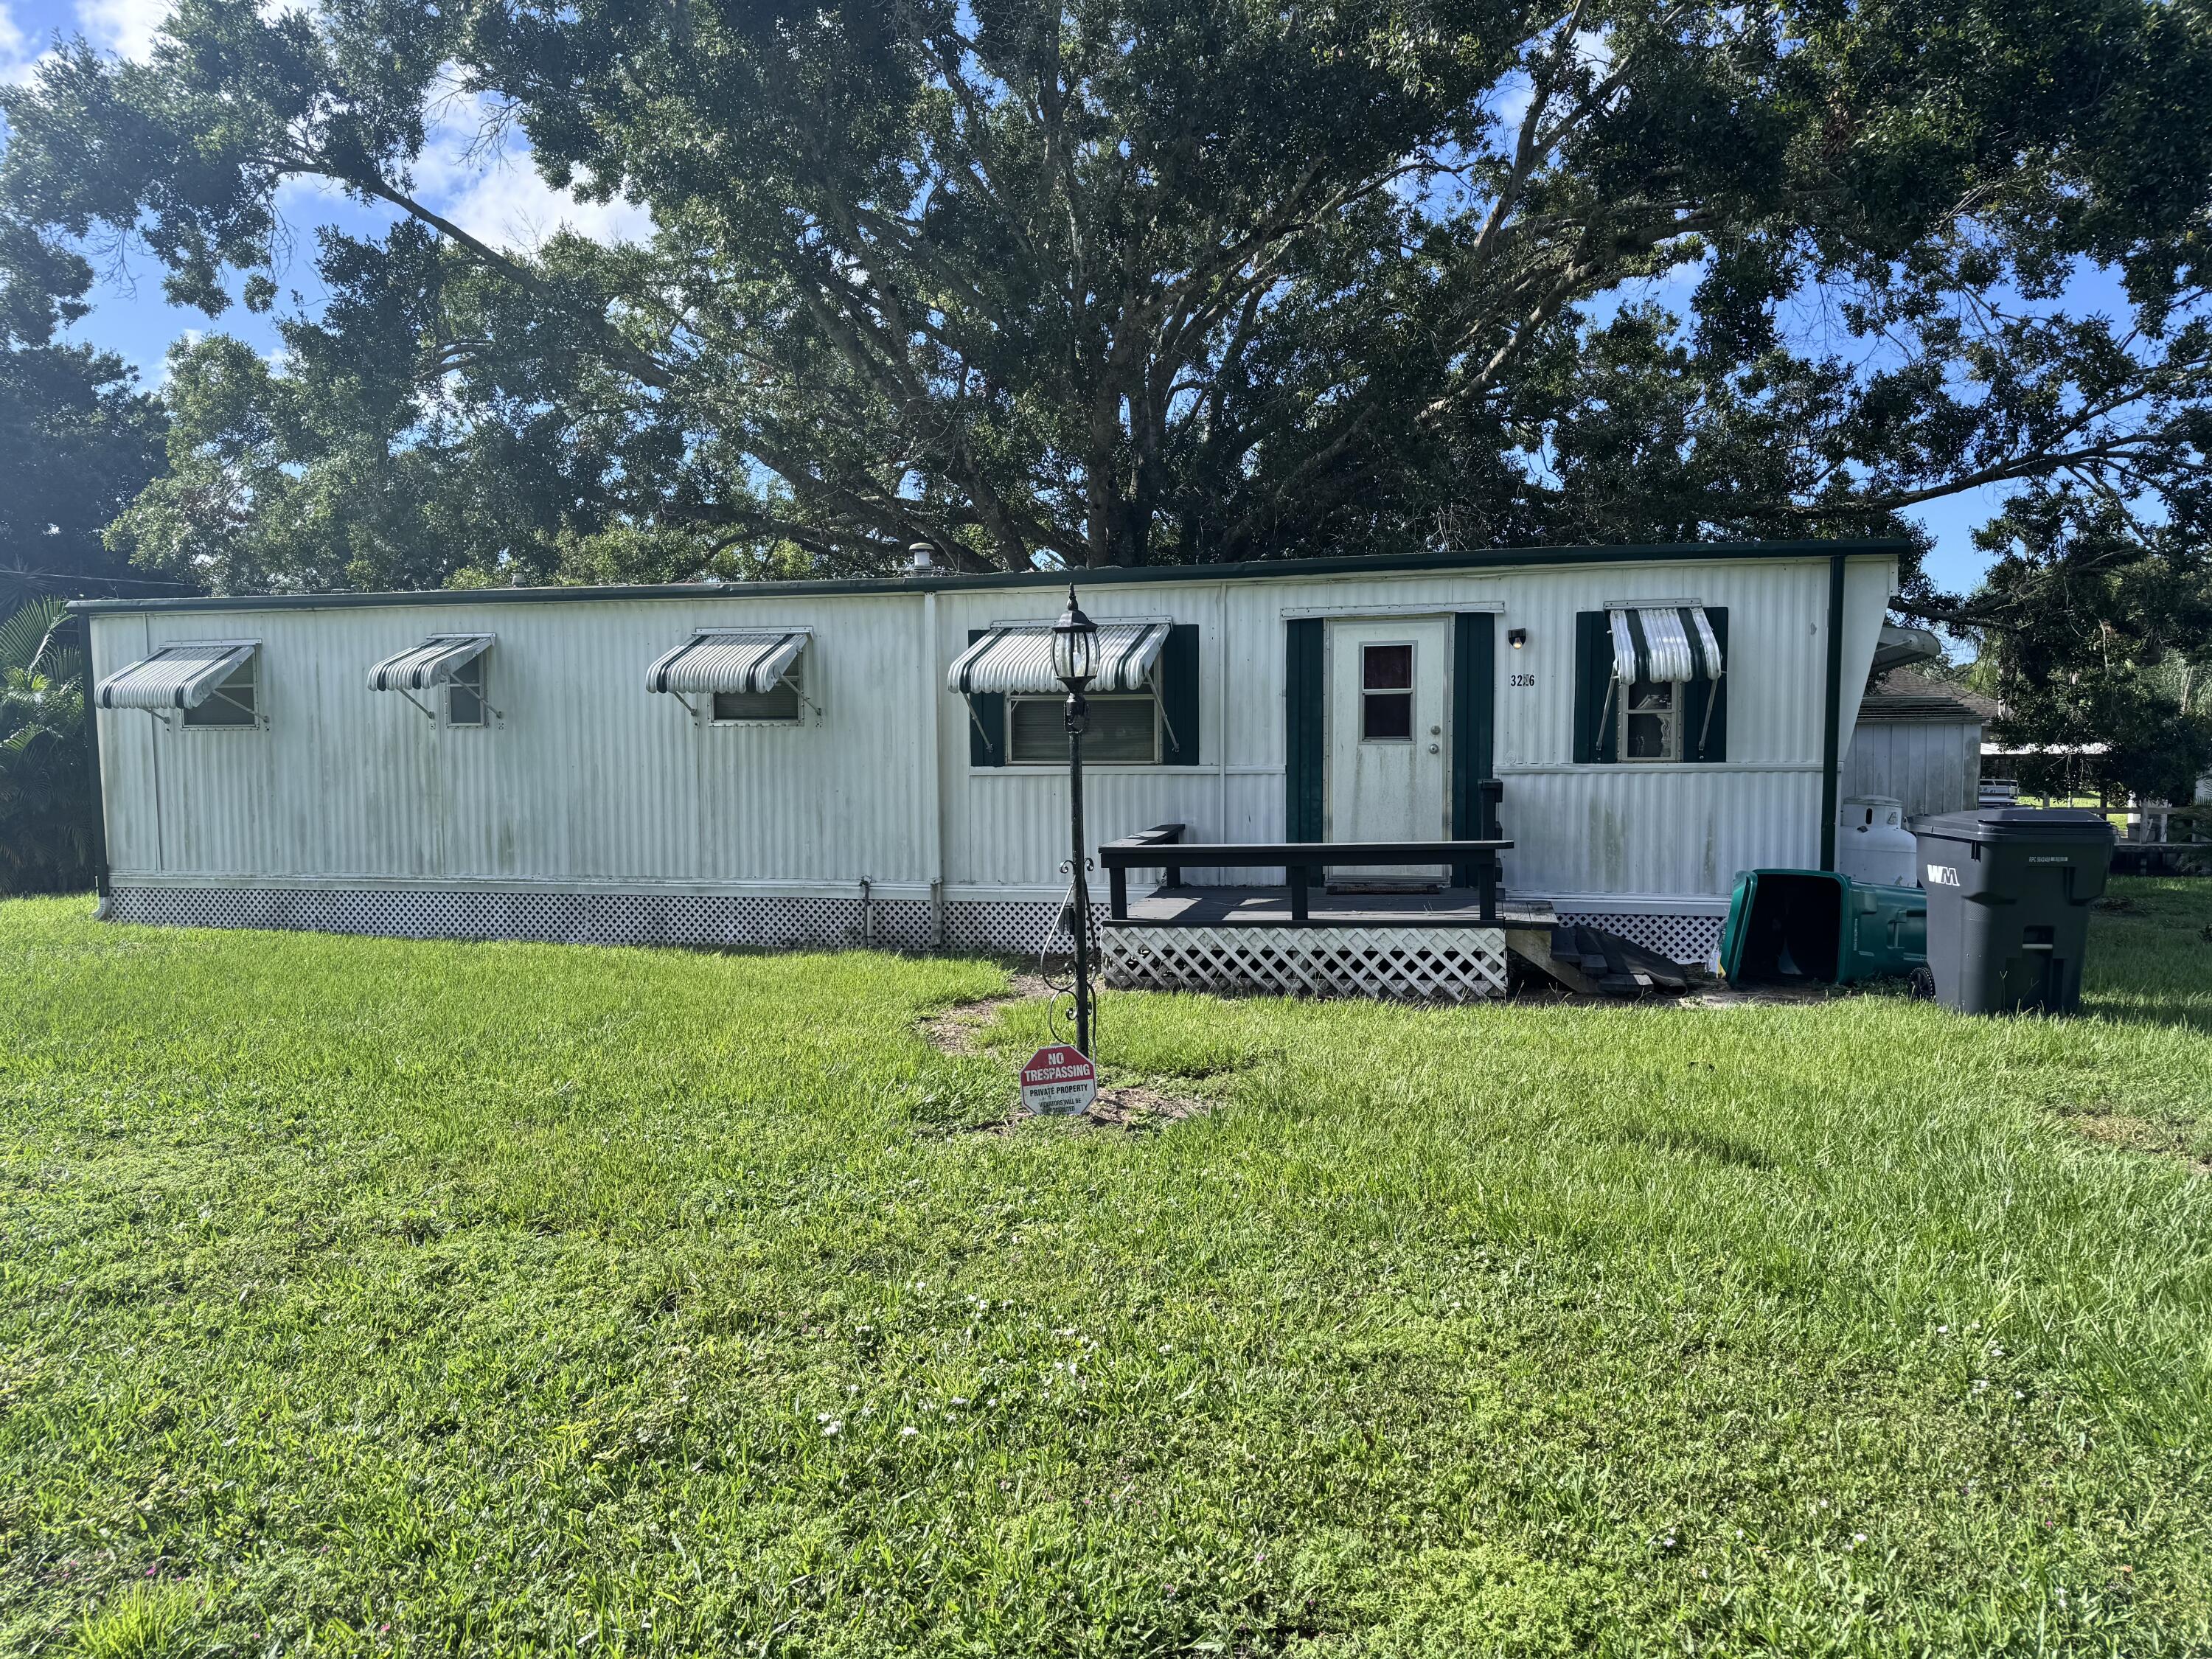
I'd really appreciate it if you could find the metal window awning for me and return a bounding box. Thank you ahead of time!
[95,641,258,711]
[1871,622,1942,674]
[1607,606,1723,684]
[946,621,1170,695]
[367,634,493,692]
[646,629,810,695]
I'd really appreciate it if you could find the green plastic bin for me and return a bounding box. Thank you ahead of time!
[1719,869,1928,988]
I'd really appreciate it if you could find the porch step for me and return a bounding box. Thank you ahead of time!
[1516,924,1692,997]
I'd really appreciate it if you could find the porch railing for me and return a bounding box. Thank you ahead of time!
[1099,824,1515,924]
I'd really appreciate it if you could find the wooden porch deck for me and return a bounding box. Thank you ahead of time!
[1093,821,1525,1001]
[1106,885,1556,929]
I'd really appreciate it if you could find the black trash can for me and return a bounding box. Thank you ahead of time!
[1907,808,2115,1015]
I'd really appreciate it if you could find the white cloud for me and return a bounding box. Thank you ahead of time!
[1485,69,1537,141]
[1,0,51,83]
[76,0,170,60]
[1571,27,1615,75]
[414,94,653,251]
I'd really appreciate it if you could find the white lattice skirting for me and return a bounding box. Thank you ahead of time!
[99,886,1113,958]
[1553,910,1724,965]
[1102,924,1509,1002]
[101,886,1713,976]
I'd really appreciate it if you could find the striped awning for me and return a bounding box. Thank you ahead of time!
[646,630,809,695]
[367,634,493,692]
[1608,606,1723,684]
[946,622,1169,696]
[95,642,258,711]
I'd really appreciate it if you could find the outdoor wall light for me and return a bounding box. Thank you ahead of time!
[1051,587,1099,689]
[1508,627,1528,650]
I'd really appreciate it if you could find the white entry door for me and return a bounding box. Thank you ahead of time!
[1326,616,1450,882]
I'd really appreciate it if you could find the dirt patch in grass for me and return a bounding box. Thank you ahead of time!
[921,979,1215,1133]
[2056,1103,2212,1176]
[919,973,1058,1054]
[1680,983,1842,1008]
[958,1083,1214,1136]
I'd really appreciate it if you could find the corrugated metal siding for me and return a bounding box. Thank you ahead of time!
[96,596,933,891]
[1844,720,1982,821]
[1494,768,1820,899]
[92,550,1893,909]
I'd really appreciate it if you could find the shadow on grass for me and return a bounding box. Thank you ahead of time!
[1612,1119,1777,1171]
[2083,878,2212,1035]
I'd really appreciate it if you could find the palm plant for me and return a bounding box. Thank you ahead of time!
[0,596,94,894]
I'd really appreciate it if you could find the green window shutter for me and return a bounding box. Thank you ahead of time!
[1450,613,1495,883]
[1572,611,1618,765]
[964,630,1004,767]
[1161,623,1200,765]
[1685,607,1729,762]
[1284,618,1324,840]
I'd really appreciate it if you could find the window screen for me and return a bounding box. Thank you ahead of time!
[445,655,486,727]
[1009,694,1157,763]
[1621,678,1678,761]
[712,681,802,723]
[181,659,257,727]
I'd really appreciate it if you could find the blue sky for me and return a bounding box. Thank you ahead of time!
[1,0,2101,602]
[1,0,651,366]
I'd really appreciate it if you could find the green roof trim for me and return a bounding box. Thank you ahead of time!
[67,538,1907,616]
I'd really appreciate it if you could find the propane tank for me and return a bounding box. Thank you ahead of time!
[1837,795,1918,886]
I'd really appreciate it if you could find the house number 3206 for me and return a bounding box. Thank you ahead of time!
[1509,672,1537,687]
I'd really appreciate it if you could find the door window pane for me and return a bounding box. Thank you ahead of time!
[1362,644,1413,689]
[1362,692,1413,740]
[1360,641,1415,740]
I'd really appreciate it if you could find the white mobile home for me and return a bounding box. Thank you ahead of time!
[74,540,1899,966]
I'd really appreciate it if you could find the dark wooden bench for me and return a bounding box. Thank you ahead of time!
[1099,824,1514,924]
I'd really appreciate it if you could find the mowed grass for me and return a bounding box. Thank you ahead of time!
[0,884,2208,1657]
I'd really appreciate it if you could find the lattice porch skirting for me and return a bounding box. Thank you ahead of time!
[1552,910,1723,966]
[102,886,947,952]
[100,886,1120,958]
[1102,923,1509,1002]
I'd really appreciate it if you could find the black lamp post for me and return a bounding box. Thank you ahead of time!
[1051,585,1100,1058]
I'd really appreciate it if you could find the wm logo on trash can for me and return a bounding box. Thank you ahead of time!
[1925,864,1961,886]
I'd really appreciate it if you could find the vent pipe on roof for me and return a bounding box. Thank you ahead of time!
[907,543,933,576]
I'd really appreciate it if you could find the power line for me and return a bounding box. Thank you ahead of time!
[0,567,200,591]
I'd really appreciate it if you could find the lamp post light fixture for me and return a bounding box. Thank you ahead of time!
[1051,585,1100,1060]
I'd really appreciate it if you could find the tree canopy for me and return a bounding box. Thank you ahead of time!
[0,221,167,606]
[0,594,94,895]
[1,0,2206,585]
[1,0,2209,783]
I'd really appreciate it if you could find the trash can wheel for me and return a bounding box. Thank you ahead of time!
[1908,964,1936,1000]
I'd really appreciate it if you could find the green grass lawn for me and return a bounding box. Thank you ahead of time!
[1,883,2209,1656]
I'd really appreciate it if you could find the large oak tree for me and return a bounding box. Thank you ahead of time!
[0,0,2207,720]
[0,223,167,605]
